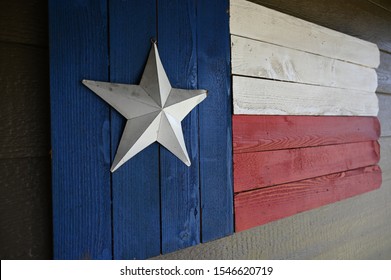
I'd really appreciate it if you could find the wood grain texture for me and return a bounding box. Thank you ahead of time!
[49,0,112,259]
[109,0,160,260]
[230,0,380,68]
[0,43,50,159]
[377,51,391,94]
[234,141,380,192]
[197,0,234,242]
[233,116,380,153]
[231,36,377,92]
[0,158,52,259]
[233,76,379,116]
[0,0,48,46]
[159,0,201,254]
[156,137,391,259]
[234,165,382,232]
[378,93,391,137]
[250,0,391,54]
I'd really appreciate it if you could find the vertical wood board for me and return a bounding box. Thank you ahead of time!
[158,0,201,254]
[197,0,234,242]
[231,35,377,92]
[233,115,380,153]
[234,141,380,192]
[377,51,391,95]
[230,0,380,68]
[233,76,379,116]
[49,0,112,259]
[235,165,382,231]
[109,0,160,260]
[378,94,391,137]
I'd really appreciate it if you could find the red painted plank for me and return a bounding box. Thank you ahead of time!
[235,165,382,232]
[234,141,380,193]
[233,116,380,154]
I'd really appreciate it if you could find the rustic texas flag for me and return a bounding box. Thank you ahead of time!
[230,0,382,232]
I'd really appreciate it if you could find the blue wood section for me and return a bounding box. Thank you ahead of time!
[158,0,201,254]
[49,0,112,259]
[109,0,160,259]
[197,0,234,242]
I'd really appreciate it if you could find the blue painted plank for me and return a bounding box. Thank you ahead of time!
[158,0,201,254]
[197,0,234,242]
[109,0,160,259]
[49,0,112,259]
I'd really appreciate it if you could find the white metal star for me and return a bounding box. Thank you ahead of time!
[82,43,207,172]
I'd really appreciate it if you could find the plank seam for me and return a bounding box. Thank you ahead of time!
[232,74,376,94]
[234,164,381,195]
[229,33,378,69]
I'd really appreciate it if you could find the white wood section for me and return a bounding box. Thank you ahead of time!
[231,36,378,92]
[230,0,380,68]
[233,76,379,116]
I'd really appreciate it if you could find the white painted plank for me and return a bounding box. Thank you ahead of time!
[230,0,380,68]
[233,76,379,116]
[231,35,378,92]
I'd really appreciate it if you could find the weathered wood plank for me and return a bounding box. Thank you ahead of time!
[233,116,380,153]
[230,0,380,68]
[197,0,234,242]
[250,0,391,54]
[0,0,48,46]
[235,165,382,232]
[377,51,391,95]
[231,35,377,92]
[233,76,379,116]
[0,157,52,259]
[0,43,50,159]
[159,0,201,254]
[109,0,160,260]
[49,0,112,259]
[378,93,391,137]
[234,141,380,192]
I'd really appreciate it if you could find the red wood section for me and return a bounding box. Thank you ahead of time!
[235,165,382,232]
[233,115,380,153]
[234,141,380,193]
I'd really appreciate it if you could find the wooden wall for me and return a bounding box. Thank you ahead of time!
[156,0,391,259]
[0,0,52,259]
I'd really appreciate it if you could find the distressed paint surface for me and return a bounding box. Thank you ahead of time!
[49,0,112,259]
[230,0,380,68]
[231,36,377,92]
[233,76,379,116]
[197,0,234,242]
[109,0,160,260]
[233,115,380,153]
[234,141,380,192]
[235,165,382,231]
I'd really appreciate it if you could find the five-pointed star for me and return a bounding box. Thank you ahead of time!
[82,43,207,172]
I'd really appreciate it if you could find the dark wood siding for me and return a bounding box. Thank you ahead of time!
[0,0,52,259]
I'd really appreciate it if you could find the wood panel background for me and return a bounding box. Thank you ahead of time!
[1,0,391,259]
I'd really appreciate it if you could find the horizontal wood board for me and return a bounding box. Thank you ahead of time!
[0,42,50,159]
[233,76,379,116]
[235,165,382,232]
[234,141,380,193]
[231,35,377,92]
[233,115,380,153]
[230,0,380,68]
[250,0,391,54]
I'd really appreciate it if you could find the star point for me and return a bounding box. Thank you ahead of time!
[83,42,207,172]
